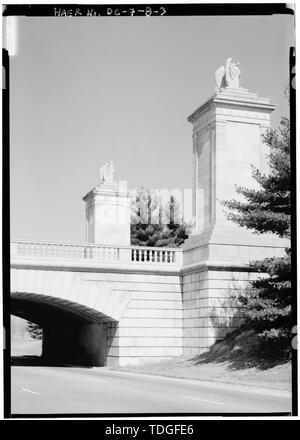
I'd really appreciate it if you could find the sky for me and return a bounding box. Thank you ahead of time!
[9,13,294,243]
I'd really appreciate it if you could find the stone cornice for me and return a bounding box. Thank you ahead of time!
[180,260,252,275]
[188,90,276,124]
[11,258,182,276]
[83,184,131,202]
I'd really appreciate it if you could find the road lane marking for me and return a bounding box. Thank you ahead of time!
[22,388,40,395]
[181,395,224,405]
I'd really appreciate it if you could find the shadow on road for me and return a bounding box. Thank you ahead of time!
[11,355,93,368]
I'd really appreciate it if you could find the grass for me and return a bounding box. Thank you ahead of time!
[11,337,42,357]
[111,329,292,391]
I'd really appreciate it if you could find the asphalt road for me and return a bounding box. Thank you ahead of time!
[11,366,292,415]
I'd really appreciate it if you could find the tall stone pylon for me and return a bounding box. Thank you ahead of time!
[83,162,131,246]
[183,69,287,266]
[181,60,288,356]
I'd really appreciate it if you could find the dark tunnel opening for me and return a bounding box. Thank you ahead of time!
[11,292,118,367]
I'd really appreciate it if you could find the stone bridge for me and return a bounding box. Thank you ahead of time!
[10,81,287,367]
[10,238,274,367]
[11,240,184,366]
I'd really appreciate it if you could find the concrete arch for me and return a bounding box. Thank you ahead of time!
[10,268,131,322]
[11,292,118,366]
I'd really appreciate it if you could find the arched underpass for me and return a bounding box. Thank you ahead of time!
[11,292,118,366]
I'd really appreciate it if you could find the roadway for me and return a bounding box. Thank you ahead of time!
[11,366,292,415]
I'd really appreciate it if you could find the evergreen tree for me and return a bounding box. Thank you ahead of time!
[222,117,291,353]
[131,187,189,247]
[130,186,164,247]
[26,321,43,340]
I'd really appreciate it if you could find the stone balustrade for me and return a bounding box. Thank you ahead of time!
[131,247,176,264]
[10,240,183,266]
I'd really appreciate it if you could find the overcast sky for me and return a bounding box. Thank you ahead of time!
[9,13,294,243]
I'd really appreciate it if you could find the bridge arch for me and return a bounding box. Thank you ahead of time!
[11,292,118,366]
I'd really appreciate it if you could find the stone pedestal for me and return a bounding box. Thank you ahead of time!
[83,181,131,246]
[183,87,287,265]
[181,87,288,356]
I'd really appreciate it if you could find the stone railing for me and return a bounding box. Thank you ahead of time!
[131,246,177,264]
[10,240,183,266]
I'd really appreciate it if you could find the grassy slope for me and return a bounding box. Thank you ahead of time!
[112,329,292,391]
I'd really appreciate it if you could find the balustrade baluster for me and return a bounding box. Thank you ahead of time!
[11,241,180,267]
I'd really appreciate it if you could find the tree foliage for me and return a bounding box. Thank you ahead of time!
[26,321,43,340]
[222,117,291,352]
[130,186,189,247]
